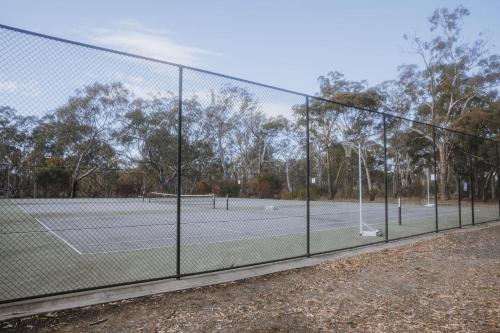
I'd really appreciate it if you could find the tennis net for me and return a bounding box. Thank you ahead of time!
[149,192,216,208]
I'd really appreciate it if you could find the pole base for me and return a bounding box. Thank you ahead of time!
[360,230,383,237]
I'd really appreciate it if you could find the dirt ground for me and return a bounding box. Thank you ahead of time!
[2,224,499,333]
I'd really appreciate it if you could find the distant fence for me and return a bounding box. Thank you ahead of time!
[0,24,498,304]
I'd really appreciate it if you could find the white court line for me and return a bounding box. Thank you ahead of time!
[77,211,435,255]
[83,230,311,255]
[38,206,469,256]
[73,224,245,249]
[17,205,82,255]
[71,206,461,255]
[72,226,246,253]
[81,220,379,255]
[75,236,175,248]
[204,224,246,234]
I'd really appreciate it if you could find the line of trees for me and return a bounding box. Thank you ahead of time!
[0,6,498,202]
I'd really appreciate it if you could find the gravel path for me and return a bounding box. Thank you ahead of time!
[2,223,499,333]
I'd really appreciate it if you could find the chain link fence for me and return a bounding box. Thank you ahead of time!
[1,24,499,303]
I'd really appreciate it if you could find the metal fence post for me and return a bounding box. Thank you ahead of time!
[176,66,183,279]
[306,96,311,256]
[496,141,499,220]
[383,114,388,241]
[457,171,462,228]
[468,135,475,225]
[6,163,10,199]
[432,126,439,232]
[33,163,37,199]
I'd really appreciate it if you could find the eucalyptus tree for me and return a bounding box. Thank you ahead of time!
[117,96,177,192]
[0,106,35,168]
[306,72,383,200]
[34,82,129,197]
[400,6,499,199]
[199,86,256,180]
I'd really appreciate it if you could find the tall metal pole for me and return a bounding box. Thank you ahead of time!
[432,126,439,232]
[6,163,10,199]
[383,114,388,241]
[306,96,310,257]
[359,143,363,235]
[426,168,431,206]
[457,171,462,228]
[496,141,499,220]
[468,135,475,225]
[176,66,183,279]
[33,164,37,199]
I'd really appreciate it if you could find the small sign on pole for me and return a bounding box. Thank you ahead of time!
[311,177,316,184]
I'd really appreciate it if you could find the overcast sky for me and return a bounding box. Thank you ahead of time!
[1,0,499,95]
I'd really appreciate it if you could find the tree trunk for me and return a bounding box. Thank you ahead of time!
[142,168,147,196]
[361,152,374,201]
[482,170,492,202]
[331,160,344,201]
[70,180,78,198]
[285,160,292,192]
[258,143,267,176]
[316,146,323,188]
[326,147,333,199]
[218,135,226,179]
[438,143,449,200]
[393,149,400,199]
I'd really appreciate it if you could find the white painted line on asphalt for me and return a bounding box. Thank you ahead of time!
[17,205,83,255]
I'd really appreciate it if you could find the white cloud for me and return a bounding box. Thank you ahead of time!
[0,80,41,97]
[259,101,297,119]
[80,20,220,66]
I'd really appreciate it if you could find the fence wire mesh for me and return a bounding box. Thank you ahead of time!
[0,24,499,303]
[308,99,385,253]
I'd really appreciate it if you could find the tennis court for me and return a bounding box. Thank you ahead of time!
[8,196,491,255]
[2,195,498,303]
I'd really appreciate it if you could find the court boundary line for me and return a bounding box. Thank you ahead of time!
[53,208,461,255]
[79,212,460,255]
[79,221,383,255]
[71,216,371,254]
[17,205,83,256]
[23,204,482,256]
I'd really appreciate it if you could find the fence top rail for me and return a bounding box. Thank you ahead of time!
[0,23,497,144]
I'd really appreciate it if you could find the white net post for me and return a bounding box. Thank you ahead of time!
[425,167,435,207]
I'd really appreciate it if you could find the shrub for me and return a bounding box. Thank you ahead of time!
[217,180,241,197]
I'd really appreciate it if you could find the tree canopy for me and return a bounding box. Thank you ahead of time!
[0,6,498,203]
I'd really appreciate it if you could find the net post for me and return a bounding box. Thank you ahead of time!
[383,114,388,241]
[213,193,216,209]
[226,194,229,210]
[432,126,439,233]
[468,135,475,226]
[306,96,311,256]
[398,198,401,226]
[176,65,183,279]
